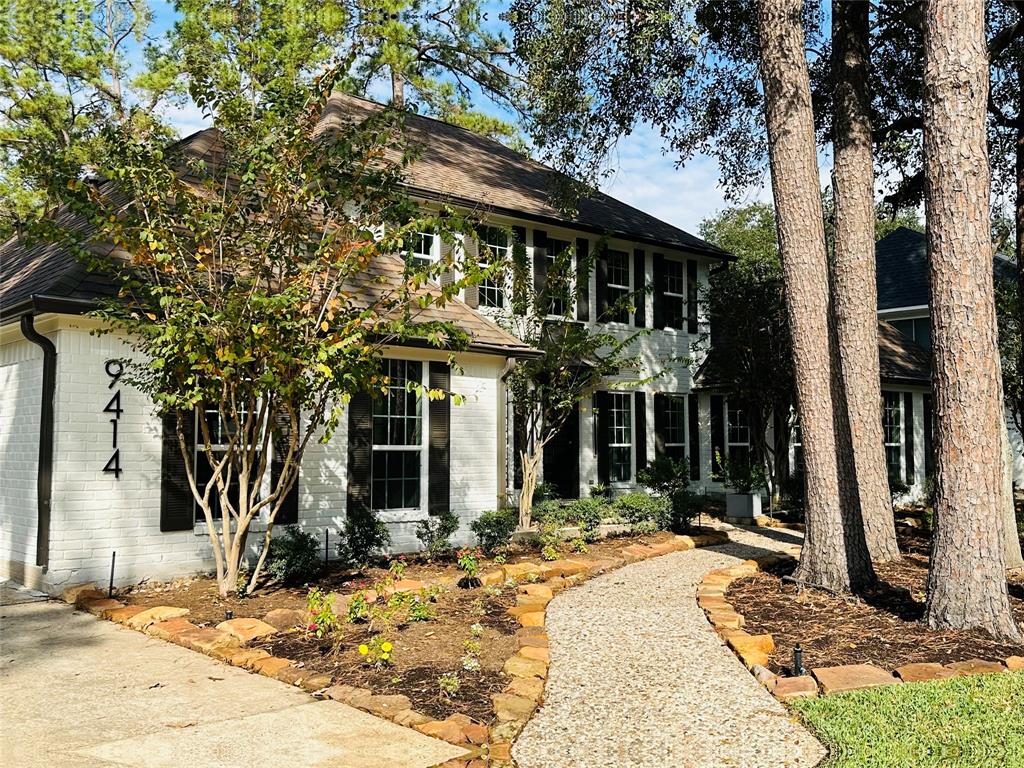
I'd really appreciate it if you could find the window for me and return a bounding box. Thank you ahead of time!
[608,392,633,483]
[790,417,803,474]
[727,402,751,471]
[372,360,424,510]
[605,250,630,323]
[546,239,572,317]
[478,226,509,308]
[193,405,259,521]
[663,395,687,462]
[882,391,903,481]
[663,259,685,329]
[408,231,435,269]
[890,317,931,350]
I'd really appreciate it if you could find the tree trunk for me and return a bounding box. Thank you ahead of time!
[1004,421,1024,570]
[831,0,901,563]
[519,447,542,530]
[391,66,405,107]
[758,0,875,592]
[922,0,1021,639]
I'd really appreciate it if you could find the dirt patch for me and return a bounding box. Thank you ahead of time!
[728,531,1024,674]
[121,529,683,722]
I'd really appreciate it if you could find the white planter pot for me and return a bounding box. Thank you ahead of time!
[726,492,762,519]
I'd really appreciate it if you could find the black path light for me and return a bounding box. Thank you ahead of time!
[108,551,116,597]
[793,644,806,676]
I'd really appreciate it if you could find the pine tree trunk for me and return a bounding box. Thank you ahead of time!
[922,0,1021,640]
[391,66,405,107]
[758,0,875,592]
[831,0,901,563]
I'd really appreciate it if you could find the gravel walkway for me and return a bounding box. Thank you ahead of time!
[513,527,826,768]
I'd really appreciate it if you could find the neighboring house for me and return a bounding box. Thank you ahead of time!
[873,226,1023,493]
[0,94,732,593]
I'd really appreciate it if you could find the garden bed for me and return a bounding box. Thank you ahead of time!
[726,530,1024,675]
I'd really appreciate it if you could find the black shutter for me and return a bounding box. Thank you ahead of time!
[428,362,451,516]
[543,405,580,499]
[463,235,479,308]
[595,247,609,321]
[634,391,647,472]
[511,225,528,315]
[575,237,591,322]
[346,393,373,520]
[271,411,299,525]
[904,392,915,485]
[687,259,699,334]
[633,249,646,328]
[533,229,548,305]
[160,411,195,531]
[653,393,667,457]
[652,253,666,329]
[512,405,525,489]
[710,394,725,480]
[512,225,526,244]
[772,409,789,481]
[688,394,700,480]
[595,392,610,485]
[923,394,934,477]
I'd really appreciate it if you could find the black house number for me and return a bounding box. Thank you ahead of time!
[103,360,124,479]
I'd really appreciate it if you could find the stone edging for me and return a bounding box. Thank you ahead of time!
[60,529,729,768]
[696,555,1024,701]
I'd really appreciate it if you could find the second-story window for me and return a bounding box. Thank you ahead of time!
[478,226,509,308]
[546,238,572,317]
[606,250,630,323]
[663,259,685,329]
[408,231,435,269]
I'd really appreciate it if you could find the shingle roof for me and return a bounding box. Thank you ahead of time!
[692,319,931,390]
[875,226,1016,311]
[0,130,537,359]
[318,94,732,259]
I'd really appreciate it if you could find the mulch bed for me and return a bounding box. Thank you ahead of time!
[728,528,1024,675]
[121,529,678,721]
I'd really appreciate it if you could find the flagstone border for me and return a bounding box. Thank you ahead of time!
[60,529,730,768]
[696,555,1024,701]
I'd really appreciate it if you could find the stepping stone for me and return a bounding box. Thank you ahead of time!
[127,606,190,630]
[147,616,198,640]
[773,675,819,701]
[480,570,505,586]
[505,675,545,701]
[672,535,696,550]
[519,645,550,663]
[381,579,426,596]
[1006,656,1024,671]
[252,656,293,678]
[812,664,899,694]
[945,659,1006,676]
[519,584,553,599]
[393,709,433,727]
[492,692,537,721]
[489,743,513,762]
[503,653,547,679]
[727,632,775,656]
[263,608,306,630]
[751,664,778,689]
[82,598,123,617]
[298,673,333,692]
[894,662,959,683]
[326,684,373,704]
[516,631,549,649]
[462,722,488,744]
[502,562,542,581]
[518,611,545,627]
[416,719,468,744]
[106,605,148,624]
[175,627,238,655]
[62,583,99,604]
[706,610,744,629]
[359,694,412,718]
[516,594,551,608]
[216,617,278,643]
[227,648,271,669]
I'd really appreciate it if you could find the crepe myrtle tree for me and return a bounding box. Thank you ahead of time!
[501,238,645,529]
[58,77,487,596]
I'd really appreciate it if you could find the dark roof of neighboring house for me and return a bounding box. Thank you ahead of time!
[875,226,1016,311]
[693,319,931,390]
[0,131,537,359]
[318,94,732,259]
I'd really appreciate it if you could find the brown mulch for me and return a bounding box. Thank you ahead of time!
[727,529,1024,675]
[121,529,681,722]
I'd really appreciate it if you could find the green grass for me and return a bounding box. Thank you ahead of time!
[791,671,1024,767]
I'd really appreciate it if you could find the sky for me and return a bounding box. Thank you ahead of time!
[149,1,778,237]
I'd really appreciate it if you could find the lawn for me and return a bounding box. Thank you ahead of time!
[792,671,1024,767]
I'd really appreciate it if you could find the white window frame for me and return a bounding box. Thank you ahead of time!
[371,359,428,514]
[605,249,632,325]
[663,258,686,330]
[478,226,510,309]
[608,391,634,484]
[663,394,687,460]
[409,231,436,268]
[726,400,751,468]
[544,237,575,319]
[193,404,263,522]
[881,390,903,481]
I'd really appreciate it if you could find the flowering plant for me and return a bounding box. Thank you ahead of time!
[305,587,339,638]
[357,635,394,667]
[456,547,483,578]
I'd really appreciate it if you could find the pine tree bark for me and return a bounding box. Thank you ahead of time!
[922,0,1021,640]
[831,0,902,564]
[758,0,875,592]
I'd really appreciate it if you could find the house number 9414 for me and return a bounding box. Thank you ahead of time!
[103,360,123,479]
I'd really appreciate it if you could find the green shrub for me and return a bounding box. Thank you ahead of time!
[612,491,669,531]
[265,526,323,584]
[470,509,518,554]
[538,519,563,560]
[638,456,697,533]
[531,499,566,526]
[416,510,460,560]
[337,509,390,567]
[563,497,606,541]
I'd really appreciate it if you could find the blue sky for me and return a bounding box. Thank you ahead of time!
[150,1,776,235]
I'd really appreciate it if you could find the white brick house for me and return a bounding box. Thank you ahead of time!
[0,94,734,593]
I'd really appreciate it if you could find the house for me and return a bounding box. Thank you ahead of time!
[0,94,733,593]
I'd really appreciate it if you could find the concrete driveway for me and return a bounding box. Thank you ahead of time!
[0,598,467,768]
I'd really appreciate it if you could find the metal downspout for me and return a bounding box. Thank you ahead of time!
[19,313,55,571]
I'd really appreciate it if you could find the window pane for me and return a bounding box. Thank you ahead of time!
[665,396,686,445]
